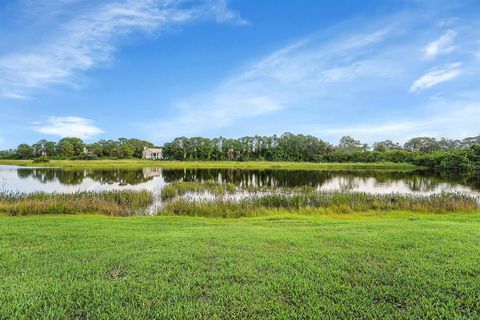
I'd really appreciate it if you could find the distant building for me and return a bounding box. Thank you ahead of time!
[142,147,163,160]
[83,147,92,155]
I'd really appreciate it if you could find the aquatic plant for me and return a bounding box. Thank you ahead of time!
[161,180,236,200]
[0,190,153,216]
[159,191,479,218]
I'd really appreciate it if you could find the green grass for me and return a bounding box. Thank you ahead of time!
[0,213,479,319]
[0,159,418,170]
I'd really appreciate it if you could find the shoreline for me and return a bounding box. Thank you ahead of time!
[0,159,419,171]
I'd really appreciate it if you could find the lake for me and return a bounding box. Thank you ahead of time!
[1,165,479,197]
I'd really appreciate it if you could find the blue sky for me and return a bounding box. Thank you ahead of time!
[1,0,479,149]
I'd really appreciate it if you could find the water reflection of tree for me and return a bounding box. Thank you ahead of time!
[438,171,480,191]
[162,169,333,187]
[86,169,154,185]
[162,169,480,193]
[334,176,361,192]
[15,167,480,193]
[17,168,57,184]
[16,168,155,186]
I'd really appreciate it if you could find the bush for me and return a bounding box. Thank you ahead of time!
[32,156,50,163]
[440,153,473,172]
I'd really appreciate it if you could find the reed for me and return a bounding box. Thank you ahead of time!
[0,190,153,216]
[161,180,236,200]
[159,191,479,218]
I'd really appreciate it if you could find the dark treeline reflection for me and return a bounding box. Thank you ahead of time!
[16,168,162,186]
[14,167,480,193]
[163,169,480,192]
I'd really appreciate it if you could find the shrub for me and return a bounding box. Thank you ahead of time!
[32,156,50,163]
[440,153,473,172]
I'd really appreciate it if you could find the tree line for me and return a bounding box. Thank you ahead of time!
[1,133,479,171]
[0,138,153,160]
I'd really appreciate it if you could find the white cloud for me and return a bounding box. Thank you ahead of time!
[423,29,456,58]
[151,27,397,139]
[34,116,104,139]
[409,62,462,93]
[143,13,480,142]
[199,0,248,25]
[0,0,245,98]
[323,102,480,143]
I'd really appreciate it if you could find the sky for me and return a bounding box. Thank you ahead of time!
[0,0,479,149]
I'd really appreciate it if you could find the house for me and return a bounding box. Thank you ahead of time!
[83,147,92,155]
[142,147,163,160]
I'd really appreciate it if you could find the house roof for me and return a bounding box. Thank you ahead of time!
[144,147,162,152]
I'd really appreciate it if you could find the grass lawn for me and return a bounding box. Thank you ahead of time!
[0,212,479,319]
[0,159,417,171]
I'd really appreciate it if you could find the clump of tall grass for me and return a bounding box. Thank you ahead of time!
[159,199,253,218]
[158,192,479,218]
[161,180,237,200]
[0,190,153,216]
[160,181,318,200]
[251,192,478,213]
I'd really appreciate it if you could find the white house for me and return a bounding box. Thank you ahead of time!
[142,147,163,160]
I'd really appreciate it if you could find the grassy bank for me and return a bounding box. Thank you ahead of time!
[0,214,479,319]
[0,159,418,170]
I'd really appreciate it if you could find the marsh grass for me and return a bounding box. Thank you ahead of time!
[2,180,478,218]
[159,191,479,218]
[161,180,237,200]
[161,181,315,200]
[0,190,153,216]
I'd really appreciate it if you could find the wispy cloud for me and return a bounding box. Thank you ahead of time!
[423,29,456,58]
[147,12,480,142]
[409,62,462,93]
[152,27,397,139]
[34,116,104,139]
[0,0,244,98]
[323,101,480,142]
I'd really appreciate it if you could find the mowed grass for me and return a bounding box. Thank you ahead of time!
[1,213,479,319]
[0,159,417,171]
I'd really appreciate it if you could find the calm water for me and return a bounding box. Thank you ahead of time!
[1,165,480,197]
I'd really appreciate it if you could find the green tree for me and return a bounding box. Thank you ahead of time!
[338,136,366,153]
[16,144,34,159]
[404,137,439,153]
[57,139,75,158]
[439,153,473,172]
[373,140,401,152]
